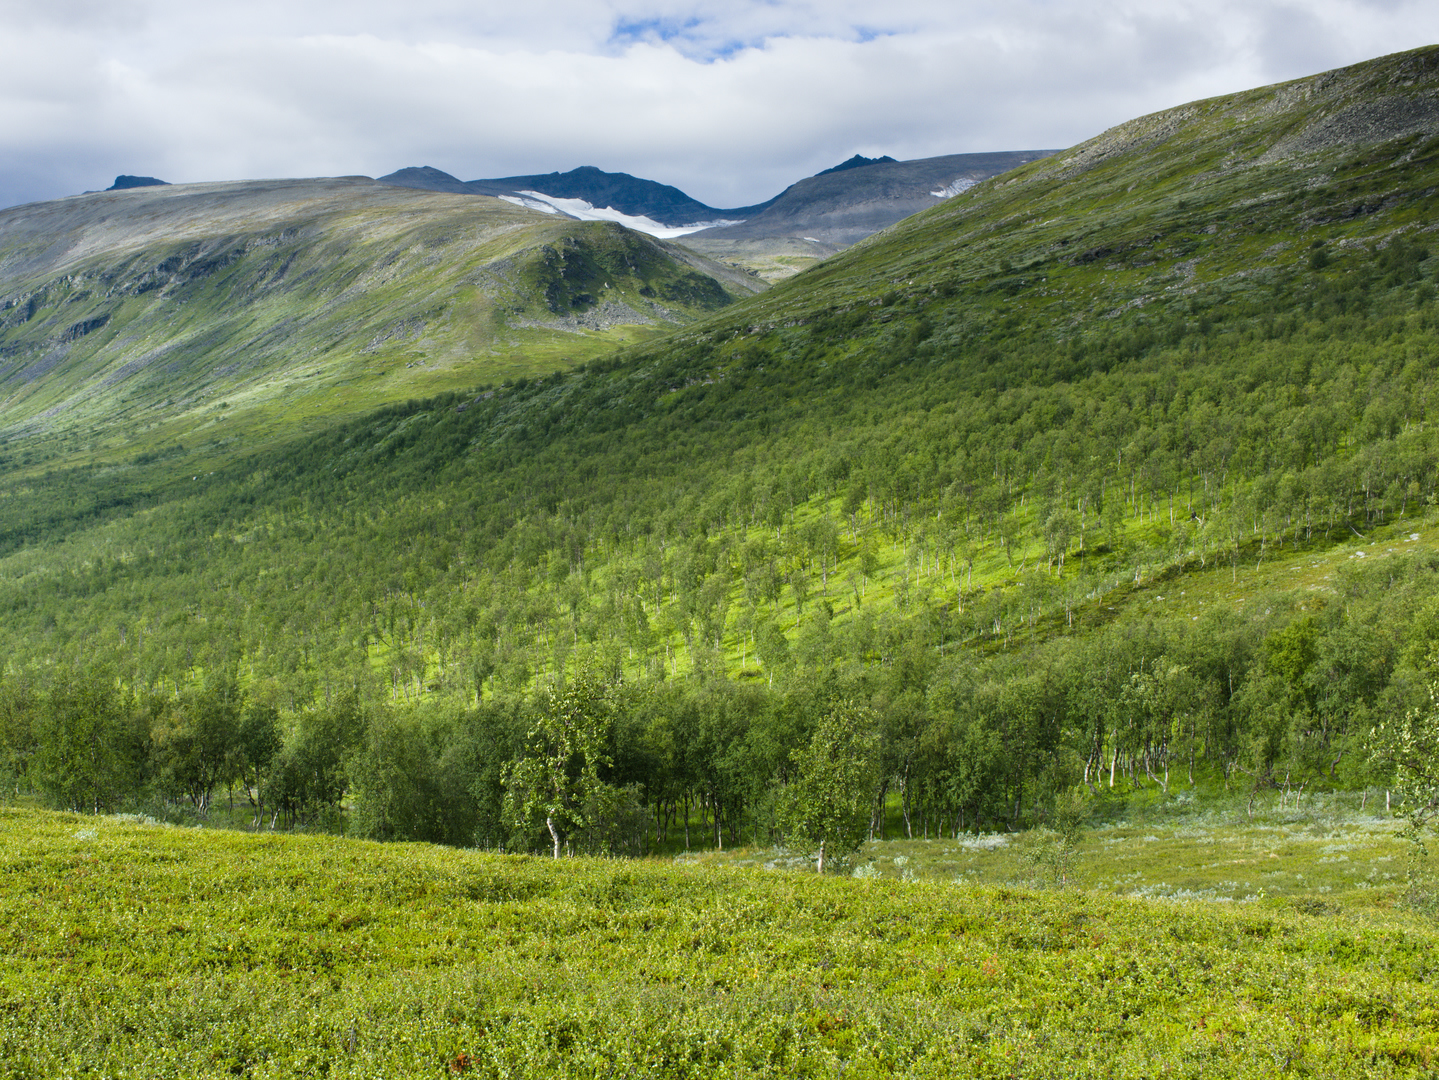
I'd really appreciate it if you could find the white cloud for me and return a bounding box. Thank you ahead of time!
[0,0,1437,210]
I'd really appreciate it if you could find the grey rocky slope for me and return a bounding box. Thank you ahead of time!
[684,150,1058,247]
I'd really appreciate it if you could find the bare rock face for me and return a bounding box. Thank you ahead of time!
[1263,96,1439,162]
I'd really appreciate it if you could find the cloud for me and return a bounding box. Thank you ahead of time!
[0,0,1437,211]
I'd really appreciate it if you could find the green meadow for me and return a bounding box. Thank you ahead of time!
[4,804,1439,1079]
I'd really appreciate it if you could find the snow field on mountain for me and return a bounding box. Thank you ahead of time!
[500,190,741,238]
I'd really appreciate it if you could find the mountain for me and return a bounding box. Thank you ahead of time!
[106,175,169,191]
[681,150,1058,249]
[466,165,777,222]
[0,175,762,466]
[373,166,474,196]
[677,150,1057,281]
[2,45,1439,853]
[738,45,1439,318]
[815,154,899,175]
[379,164,774,228]
[381,153,1058,280]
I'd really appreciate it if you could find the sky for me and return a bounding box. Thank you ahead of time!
[2,0,1437,211]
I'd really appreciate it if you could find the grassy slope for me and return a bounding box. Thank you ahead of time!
[2,805,1437,1077]
[725,45,1439,332]
[677,235,842,282]
[0,178,761,474]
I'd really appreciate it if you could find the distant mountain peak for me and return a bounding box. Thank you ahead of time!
[689,151,1057,247]
[817,155,898,176]
[376,166,473,194]
[107,175,169,191]
[464,166,777,225]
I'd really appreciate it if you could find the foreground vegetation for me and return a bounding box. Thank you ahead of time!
[3,806,1438,1078]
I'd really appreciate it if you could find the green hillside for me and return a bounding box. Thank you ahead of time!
[0,177,760,472]
[2,47,1439,854]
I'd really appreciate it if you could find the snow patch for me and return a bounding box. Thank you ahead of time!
[498,194,560,215]
[931,178,977,198]
[504,191,739,238]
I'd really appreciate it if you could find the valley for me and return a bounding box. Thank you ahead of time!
[1,40,1439,1077]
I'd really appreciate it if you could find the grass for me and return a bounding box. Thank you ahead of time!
[4,804,1439,1077]
[675,237,839,283]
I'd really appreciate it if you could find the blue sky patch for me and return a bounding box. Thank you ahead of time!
[608,15,761,61]
[611,16,705,46]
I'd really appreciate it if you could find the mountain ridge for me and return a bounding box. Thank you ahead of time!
[816,153,899,175]
[106,175,168,191]
[376,151,1058,250]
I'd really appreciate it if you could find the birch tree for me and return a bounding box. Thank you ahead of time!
[782,700,881,873]
[503,670,614,857]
